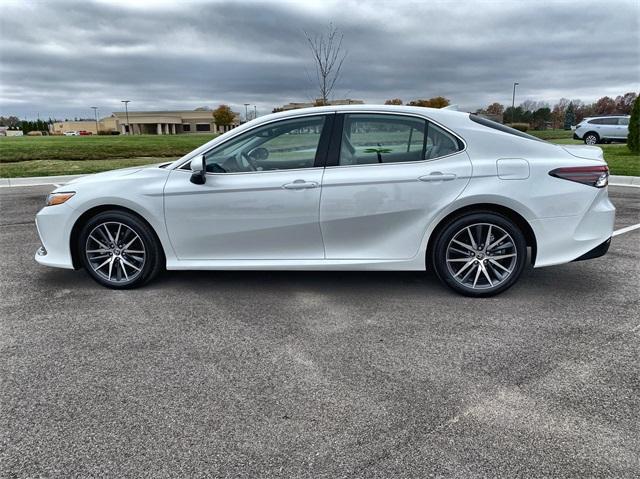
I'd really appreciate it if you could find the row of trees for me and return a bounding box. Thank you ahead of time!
[384,97,451,108]
[0,116,53,134]
[477,92,637,130]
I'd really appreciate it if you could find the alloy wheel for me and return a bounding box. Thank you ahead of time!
[445,223,517,290]
[85,221,146,284]
[585,134,597,145]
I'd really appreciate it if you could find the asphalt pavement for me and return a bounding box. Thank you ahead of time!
[1,185,638,478]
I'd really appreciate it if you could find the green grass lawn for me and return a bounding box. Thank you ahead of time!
[0,157,177,178]
[1,129,638,177]
[0,134,216,163]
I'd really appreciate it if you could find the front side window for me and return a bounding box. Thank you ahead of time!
[203,116,326,173]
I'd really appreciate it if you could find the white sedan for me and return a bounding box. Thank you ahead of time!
[35,105,615,296]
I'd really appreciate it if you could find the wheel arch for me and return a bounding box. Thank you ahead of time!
[425,203,537,267]
[70,204,166,269]
[584,131,600,142]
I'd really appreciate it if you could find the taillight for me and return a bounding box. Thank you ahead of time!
[549,165,609,188]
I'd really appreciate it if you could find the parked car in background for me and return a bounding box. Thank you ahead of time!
[573,115,630,145]
[35,105,614,297]
[63,130,79,136]
[78,130,92,136]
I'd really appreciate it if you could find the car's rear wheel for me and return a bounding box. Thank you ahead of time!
[584,132,599,145]
[78,210,163,289]
[432,212,527,297]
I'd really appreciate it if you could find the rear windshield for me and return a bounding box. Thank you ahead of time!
[469,114,544,142]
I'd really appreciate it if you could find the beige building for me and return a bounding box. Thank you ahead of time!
[50,109,241,135]
[50,120,106,135]
[278,99,364,111]
[110,109,240,135]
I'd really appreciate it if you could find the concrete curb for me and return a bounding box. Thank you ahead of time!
[0,174,85,187]
[1,173,639,188]
[609,175,640,187]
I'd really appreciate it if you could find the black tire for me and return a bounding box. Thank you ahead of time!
[432,212,527,297]
[583,132,599,145]
[78,210,164,289]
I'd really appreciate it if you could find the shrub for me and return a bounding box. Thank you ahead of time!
[506,123,529,132]
[628,95,639,153]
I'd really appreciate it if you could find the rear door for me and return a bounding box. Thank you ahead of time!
[617,117,629,139]
[600,117,619,139]
[319,113,472,260]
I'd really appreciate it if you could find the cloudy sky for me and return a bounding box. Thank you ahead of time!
[1,0,638,120]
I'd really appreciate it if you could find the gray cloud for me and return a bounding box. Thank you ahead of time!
[1,0,638,120]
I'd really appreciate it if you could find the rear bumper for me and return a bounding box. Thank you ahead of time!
[530,188,615,267]
[572,237,611,262]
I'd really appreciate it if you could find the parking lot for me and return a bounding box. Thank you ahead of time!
[1,184,638,477]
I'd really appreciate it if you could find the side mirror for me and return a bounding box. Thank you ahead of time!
[189,154,206,185]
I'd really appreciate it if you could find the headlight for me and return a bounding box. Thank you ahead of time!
[45,191,75,206]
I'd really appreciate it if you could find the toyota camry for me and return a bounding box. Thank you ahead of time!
[35,105,615,296]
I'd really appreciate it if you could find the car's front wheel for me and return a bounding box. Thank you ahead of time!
[432,212,527,297]
[584,132,599,145]
[78,210,163,289]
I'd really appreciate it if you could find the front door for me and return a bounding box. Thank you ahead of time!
[320,113,472,260]
[164,114,331,260]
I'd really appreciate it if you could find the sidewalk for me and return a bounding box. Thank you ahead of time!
[1,173,639,188]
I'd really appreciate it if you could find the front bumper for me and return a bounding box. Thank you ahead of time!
[34,204,76,269]
[573,133,580,140]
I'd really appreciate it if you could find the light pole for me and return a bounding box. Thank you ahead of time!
[511,82,519,125]
[91,106,99,134]
[244,103,250,122]
[253,105,257,120]
[121,100,131,134]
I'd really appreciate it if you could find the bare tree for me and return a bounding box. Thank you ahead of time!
[304,23,347,105]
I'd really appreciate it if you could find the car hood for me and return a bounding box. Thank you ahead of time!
[562,145,605,162]
[64,163,164,186]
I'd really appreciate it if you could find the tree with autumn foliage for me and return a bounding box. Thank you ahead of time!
[384,98,403,105]
[408,96,450,108]
[593,96,617,115]
[486,102,504,116]
[212,104,236,127]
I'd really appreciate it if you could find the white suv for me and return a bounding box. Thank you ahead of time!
[573,115,630,145]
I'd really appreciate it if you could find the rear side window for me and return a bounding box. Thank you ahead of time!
[589,118,618,125]
[619,118,629,125]
[339,114,427,165]
[338,114,463,166]
[469,114,543,142]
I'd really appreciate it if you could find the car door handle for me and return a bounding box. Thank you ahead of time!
[282,180,319,190]
[418,172,457,182]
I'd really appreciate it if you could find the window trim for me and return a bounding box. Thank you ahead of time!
[176,113,335,175]
[325,111,466,168]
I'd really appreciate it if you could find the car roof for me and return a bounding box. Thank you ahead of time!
[256,104,473,130]
[585,115,629,119]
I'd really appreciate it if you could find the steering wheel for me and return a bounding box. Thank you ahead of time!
[241,151,258,171]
